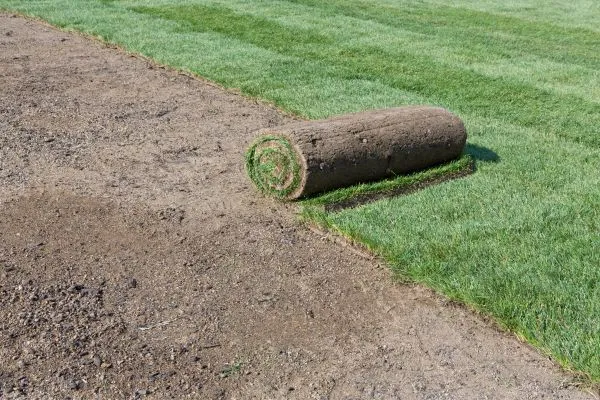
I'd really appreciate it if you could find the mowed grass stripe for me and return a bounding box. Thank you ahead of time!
[204,0,600,105]
[284,0,600,69]
[277,0,600,103]
[133,4,600,147]
[423,0,600,33]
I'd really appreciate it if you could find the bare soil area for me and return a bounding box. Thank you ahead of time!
[0,14,595,400]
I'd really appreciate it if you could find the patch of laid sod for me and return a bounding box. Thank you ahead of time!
[321,120,600,380]
[1,0,598,383]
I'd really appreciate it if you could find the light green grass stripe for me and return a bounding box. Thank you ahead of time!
[273,0,600,104]
[195,0,600,106]
[467,57,600,105]
[422,0,600,33]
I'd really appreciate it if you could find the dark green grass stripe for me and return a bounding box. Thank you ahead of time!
[133,4,600,147]
[132,4,332,50]
[285,0,600,69]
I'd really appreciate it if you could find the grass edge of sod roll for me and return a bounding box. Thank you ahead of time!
[300,155,474,210]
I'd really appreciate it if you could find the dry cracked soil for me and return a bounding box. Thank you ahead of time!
[0,13,597,400]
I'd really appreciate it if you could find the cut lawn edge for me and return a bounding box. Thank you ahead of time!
[299,154,598,392]
[301,204,599,395]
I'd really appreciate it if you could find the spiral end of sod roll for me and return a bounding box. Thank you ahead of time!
[245,135,304,200]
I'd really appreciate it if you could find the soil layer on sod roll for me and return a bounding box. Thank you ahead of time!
[246,106,467,199]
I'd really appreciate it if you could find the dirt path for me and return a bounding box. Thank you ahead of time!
[0,14,595,400]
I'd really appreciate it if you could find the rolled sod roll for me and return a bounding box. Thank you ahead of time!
[245,106,467,200]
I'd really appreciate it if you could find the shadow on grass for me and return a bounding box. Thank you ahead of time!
[466,143,500,163]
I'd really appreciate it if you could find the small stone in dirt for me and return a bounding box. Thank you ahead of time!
[68,284,84,293]
[148,371,174,382]
[93,355,102,367]
[18,376,29,390]
[155,109,170,118]
[81,288,100,297]
[158,207,185,223]
[68,379,83,390]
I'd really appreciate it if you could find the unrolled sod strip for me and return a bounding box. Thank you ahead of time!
[245,106,467,200]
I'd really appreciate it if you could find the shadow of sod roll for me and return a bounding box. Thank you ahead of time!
[245,106,467,200]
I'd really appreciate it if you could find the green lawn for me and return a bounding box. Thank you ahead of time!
[2,0,599,383]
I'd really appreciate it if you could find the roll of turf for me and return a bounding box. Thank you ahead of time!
[245,106,467,200]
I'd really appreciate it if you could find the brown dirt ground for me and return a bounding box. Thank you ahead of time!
[0,14,597,400]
